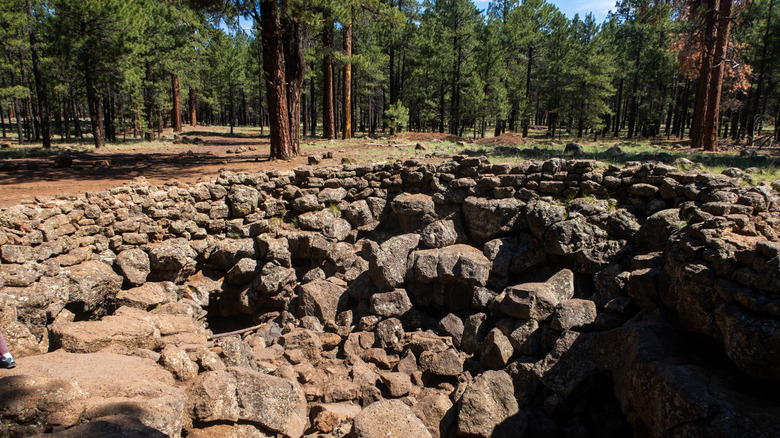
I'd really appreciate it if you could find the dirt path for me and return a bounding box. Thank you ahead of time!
[0,127,417,207]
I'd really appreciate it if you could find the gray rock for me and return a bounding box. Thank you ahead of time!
[461,313,488,354]
[343,200,374,227]
[420,220,458,248]
[375,317,404,350]
[363,234,420,291]
[458,370,523,437]
[715,304,780,383]
[66,260,123,312]
[551,299,597,331]
[462,196,525,242]
[226,258,263,286]
[545,217,606,257]
[480,328,514,370]
[533,330,597,397]
[352,399,431,438]
[228,185,260,217]
[148,238,197,283]
[510,319,540,356]
[291,194,320,212]
[390,193,436,233]
[564,142,584,156]
[210,238,256,269]
[116,248,151,286]
[370,289,413,317]
[411,244,491,286]
[526,200,567,240]
[158,344,199,381]
[298,279,348,325]
[418,348,463,377]
[298,209,337,231]
[318,187,347,204]
[438,313,464,348]
[231,367,308,437]
[636,209,683,252]
[499,283,560,321]
[1,244,37,264]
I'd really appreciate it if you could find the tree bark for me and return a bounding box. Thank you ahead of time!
[522,45,533,137]
[172,73,182,132]
[84,62,105,148]
[283,19,305,156]
[691,0,717,148]
[26,0,50,148]
[703,0,733,151]
[342,12,353,140]
[189,88,197,127]
[322,16,336,140]
[260,0,292,159]
[14,101,23,144]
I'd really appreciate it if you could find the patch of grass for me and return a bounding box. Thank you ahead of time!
[328,202,341,218]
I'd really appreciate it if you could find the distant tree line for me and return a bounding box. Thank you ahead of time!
[1,0,775,159]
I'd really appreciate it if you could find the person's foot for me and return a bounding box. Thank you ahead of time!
[0,356,15,369]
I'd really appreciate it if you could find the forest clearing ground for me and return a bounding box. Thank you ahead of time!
[0,125,778,207]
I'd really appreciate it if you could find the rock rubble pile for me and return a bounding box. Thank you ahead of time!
[1,156,779,437]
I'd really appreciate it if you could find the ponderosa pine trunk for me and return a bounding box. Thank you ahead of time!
[172,73,182,132]
[189,89,197,127]
[522,45,533,137]
[322,16,335,140]
[84,63,104,148]
[703,0,733,151]
[691,0,717,148]
[26,0,50,148]
[283,19,305,156]
[260,1,292,159]
[342,12,353,140]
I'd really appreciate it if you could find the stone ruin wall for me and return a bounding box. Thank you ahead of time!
[0,155,779,437]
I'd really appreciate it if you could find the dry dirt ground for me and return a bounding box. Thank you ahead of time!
[0,126,445,208]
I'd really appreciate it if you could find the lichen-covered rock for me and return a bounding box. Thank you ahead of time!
[298,279,348,325]
[458,370,523,437]
[148,238,197,283]
[420,220,458,248]
[66,260,123,313]
[551,299,597,331]
[227,185,260,217]
[231,367,308,437]
[363,234,420,291]
[352,399,431,438]
[159,344,199,381]
[390,193,436,233]
[462,196,525,242]
[370,289,412,317]
[116,248,151,286]
[715,304,780,383]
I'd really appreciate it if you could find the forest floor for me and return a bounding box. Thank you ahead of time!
[0,125,777,207]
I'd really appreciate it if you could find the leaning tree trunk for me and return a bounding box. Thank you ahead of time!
[703,0,733,151]
[342,12,353,140]
[260,1,292,159]
[26,0,50,148]
[322,16,336,140]
[171,73,182,132]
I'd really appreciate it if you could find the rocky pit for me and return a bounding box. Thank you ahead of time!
[0,156,779,437]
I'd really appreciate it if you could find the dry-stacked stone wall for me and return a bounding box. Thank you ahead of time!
[0,156,779,437]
